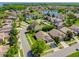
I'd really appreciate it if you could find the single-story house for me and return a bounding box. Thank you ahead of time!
[35,31,54,43]
[0,27,11,33]
[60,27,73,34]
[70,25,79,35]
[74,14,79,18]
[53,17,63,23]
[52,17,64,29]
[0,33,4,43]
[48,29,66,41]
[0,45,9,57]
[7,16,17,19]
[4,19,12,25]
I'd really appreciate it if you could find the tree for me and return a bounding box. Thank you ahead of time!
[64,19,75,27]
[8,34,18,46]
[58,8,66,13]
[9,23,18,46]
[4,45,18,57]
[64,31,73,41]
[0,19,3,28]
[12,20,17,28]
[42,24,54,32]
[4,16,18,56]
[67,13,76,19]
[31,39,48,56]
[27,21,39,32]
[17,14,24,27]
[54,37,60,44]
[10,28,18,36]
[3,4,26,10]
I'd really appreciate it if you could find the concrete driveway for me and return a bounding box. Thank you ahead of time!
[60,41,69,48]
[74,36,79,43]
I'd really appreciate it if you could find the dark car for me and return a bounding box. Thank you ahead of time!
[76,48,79,51]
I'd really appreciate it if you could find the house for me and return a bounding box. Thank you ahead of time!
[60,27,73,34]
[53,17,64,29]
[0,32,9,43]
[27,21,40,31]
[3,19,12,29]
[0,45,9,56]
[9,10,17,16]
[70,25,79,35]
[4,19,12,25]
[74,14,79,18]
[0,27,11,39]
[48,29,66,41]
[35,31,54,43]
[0,33,4,43]
[7,16,17,19]
[0,27,11,34]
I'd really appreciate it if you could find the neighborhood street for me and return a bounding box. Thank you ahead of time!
[43,43,79,57]
[19,26,79,57]
[19,27,31,57]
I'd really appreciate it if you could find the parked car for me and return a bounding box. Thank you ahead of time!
[76,48,79,51]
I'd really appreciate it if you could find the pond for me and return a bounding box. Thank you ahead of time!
[41,10,59,16]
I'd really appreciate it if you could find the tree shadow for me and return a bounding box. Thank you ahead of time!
[27,50,40,57]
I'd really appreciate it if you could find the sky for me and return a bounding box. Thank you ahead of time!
[0,0,79,2]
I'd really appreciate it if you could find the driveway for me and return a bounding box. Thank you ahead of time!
[60,41,69,48]
[43,43,79,57]
[74,36,79,43]
[19,26,32,57]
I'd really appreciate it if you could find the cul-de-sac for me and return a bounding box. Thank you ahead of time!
[0,3,79,57]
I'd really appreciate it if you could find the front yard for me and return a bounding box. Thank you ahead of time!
[58,43,64,49]
[65,39,77,46]
[75,20,79,26]
[26,33,36,45]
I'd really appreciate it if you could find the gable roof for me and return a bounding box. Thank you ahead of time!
[0,33,4,41]
[70,25,79,33]
[48,29,65,40]
[60,27,73,34]
[0,45,9,57]
[35,31,54,43]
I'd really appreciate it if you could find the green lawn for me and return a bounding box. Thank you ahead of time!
[68,51,79,57]
[20,49,24,57]
[65,39,77,46]
[75,20,79,26]
[26,33,36,45]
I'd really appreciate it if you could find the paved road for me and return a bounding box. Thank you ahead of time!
[19,27,31,57]
[43,43,79,57]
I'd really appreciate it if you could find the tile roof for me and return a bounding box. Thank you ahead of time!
[0,45,9,57]
[49,29,65,40]
[60,27,73,34]
[35,31,54,43]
